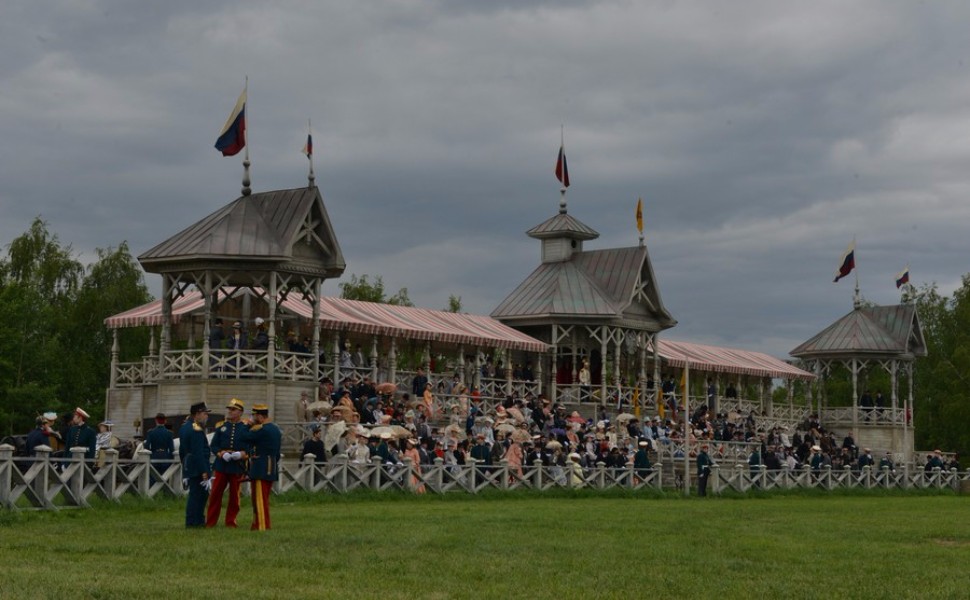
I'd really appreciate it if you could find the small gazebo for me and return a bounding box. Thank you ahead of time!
[105,184,345,437]
[790,301,927,459]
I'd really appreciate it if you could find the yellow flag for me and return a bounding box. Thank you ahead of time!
[635,197,643,233]
[679,368,687,398]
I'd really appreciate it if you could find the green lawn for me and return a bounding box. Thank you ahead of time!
[2,490,969,599]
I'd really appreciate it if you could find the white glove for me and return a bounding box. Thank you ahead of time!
[202,478,212,491]
[222,452,234,462]
[182,478,189,490]
[230,451,243,461]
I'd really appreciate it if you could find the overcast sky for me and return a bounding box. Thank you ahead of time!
[3,1,969,359]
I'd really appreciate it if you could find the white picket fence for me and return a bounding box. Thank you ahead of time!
[1,444,964,511]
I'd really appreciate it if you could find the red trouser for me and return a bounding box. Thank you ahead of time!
[205,471,244,527]
[250,479,272,531]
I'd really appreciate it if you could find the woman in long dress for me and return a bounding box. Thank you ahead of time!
[402,438,425,494]
[423,382,436,420]
[504,440,524,480]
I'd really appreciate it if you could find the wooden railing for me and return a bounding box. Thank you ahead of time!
[3,443,964,511]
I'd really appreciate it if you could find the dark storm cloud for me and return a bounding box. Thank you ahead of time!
[3,0,970,360]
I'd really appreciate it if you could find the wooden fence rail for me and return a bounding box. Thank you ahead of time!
[1,444,964,511]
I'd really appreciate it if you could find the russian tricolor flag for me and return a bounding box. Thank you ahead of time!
[303,133,312,159]
[555,144,570,188]
[833,240,855,283]
[214,89,246,157]
[895,267,910,289]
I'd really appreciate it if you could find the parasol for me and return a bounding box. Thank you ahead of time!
[494,422,516,434]
[566,411,586,424]
[616,413,637,424]
[545,440,563,451]
[370,426,395,438]
[507,407,525,423]
[443,423,463,438]
[324,420,347,452]
[390,425,412,439]
[510,429,531,443]
[306,400,332,415]
[376,382,397,395]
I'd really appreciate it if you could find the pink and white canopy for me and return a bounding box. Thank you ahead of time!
[104,291,548,353]
[658,339,813,381]
[105,293,813,379]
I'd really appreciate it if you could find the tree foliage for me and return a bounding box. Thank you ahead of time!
[339,274,414,307]
[912,278,970,455]
[445,295,462,313]
[0,219,151,436]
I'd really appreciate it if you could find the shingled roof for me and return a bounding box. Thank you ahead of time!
[491,245,676,329]
[790,304,926,359]
[138,185,344,278]
[526,212,599,240]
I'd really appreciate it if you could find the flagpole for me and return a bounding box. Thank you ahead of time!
[683,360,690,496]
[242,76,251,196]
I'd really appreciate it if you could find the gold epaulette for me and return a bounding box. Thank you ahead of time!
[250,424,263,432]
[215,420,226,428]
[192,423,204,432]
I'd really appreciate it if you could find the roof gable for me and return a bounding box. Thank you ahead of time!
[790,304,927,358]
[139,186,344,277]
[492,245,675,329]
[526,212,599,241]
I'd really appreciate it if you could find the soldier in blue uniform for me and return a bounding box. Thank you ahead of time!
[144,412,175,467]
[206,398,250,528]
[634,440,652,481]
[64,407,97,460]
[240,403,281,531]
[179,402,212,528]
[696,444,713,497]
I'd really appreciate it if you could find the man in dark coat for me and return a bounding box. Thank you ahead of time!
[26,416,54,457]
[179,402,211,528]
[633,441,652,479]
[64,407,97,460]
[301,426,327,464]
[144,413,175,478]
[240,403,281,531]
[696,444,713,497]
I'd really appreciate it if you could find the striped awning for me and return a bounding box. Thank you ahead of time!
[104,293,812,378]
[658,339,813,381]
[103,293,206,328]
[104,292,548,353]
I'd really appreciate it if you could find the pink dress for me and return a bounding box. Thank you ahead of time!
[403,447,425,494]
[504,442,524,479]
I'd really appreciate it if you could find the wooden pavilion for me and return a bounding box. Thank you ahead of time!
[790,299,927,460]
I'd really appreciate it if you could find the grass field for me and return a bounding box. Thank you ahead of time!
[2,490,969,599]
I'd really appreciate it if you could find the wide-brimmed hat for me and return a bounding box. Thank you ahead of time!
[811,445,821,451]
